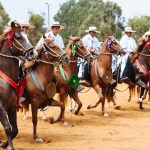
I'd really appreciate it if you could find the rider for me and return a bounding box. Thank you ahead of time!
[19,22,35,79]
[78,26,101,80]
[35,21,65,51]
[119,26,137,85]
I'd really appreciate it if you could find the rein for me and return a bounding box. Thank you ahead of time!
[0,35,33,60]
[70,41,91,62]
[43,43,67,60]
[138,52,150,57]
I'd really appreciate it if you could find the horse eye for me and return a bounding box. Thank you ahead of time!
[14,32,22,39]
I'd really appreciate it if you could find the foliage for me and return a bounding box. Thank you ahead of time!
[54,0,124,44]
[0,2,10,34]
[128,16,150,39]
[28,13,46,45]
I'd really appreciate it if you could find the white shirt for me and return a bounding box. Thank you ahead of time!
[82,34,100,52]
[35,30,65,50]
[120,34,137,54]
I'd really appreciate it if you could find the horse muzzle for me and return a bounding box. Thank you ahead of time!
[24,48,38,61]
[87,55,94,63]
[60,55,70,64]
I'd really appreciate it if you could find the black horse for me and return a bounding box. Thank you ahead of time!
[0,21,36,150]
[106,39,150,110]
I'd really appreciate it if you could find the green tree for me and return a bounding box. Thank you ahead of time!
[28,13,46,45]
[128,16,150,39]
[0,2,10,34]
[54,0,124,44]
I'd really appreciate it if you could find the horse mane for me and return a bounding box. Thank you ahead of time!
[101,36,114,53]
[65,36,81,56]
[136,38,147,52]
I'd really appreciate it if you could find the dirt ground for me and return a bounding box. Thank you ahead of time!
[1,84,150,150]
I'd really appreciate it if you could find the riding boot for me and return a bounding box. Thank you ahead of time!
[120,58,135,85]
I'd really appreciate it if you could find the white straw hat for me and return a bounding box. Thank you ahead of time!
[50,21,64,30]
[20,22,35,29]
[124,26,136,33]
[85,26,100,33]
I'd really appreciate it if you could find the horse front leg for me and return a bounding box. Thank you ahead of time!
[148,81,150,105]
[70,90,82,115]
[31,101,43,143]
[139,87,145,110]
[47,98,66,124]
[0,103,14,150]
[2,107,18,149]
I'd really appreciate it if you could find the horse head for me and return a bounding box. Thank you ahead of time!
[41,34,70,64]
[102,36,122,54]
[66,36,93,63]
[1,21,37,60]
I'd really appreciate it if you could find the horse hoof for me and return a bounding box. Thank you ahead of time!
[42,116,47,122]
[79,112,85,116]
[8,146,14,150]
[1,141,8,149]
[103,113,109,117]
[140,108,144,111]
[87,105,92,109]
[70,109,76,113]
[114,105,121,110]
[50,117,58,124]
[63,122,69,127]
[36,137,43,143]
[0,141,3,147]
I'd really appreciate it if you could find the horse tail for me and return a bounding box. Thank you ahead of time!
[19,101,29,112]
[129,85,136,97]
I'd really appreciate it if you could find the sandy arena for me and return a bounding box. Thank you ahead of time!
[0,84,150,150]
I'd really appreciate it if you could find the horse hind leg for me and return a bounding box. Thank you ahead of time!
[0,103,14,150]
[87,85,108,117]
[70,90,82,115]
[139,87,145,110]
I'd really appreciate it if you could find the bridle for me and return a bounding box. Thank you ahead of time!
[12,37,34,54]
[43,42,67,63]
[70,40,91,60]
[0,30,34,60]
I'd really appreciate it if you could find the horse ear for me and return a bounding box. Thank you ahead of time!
[104,33,109,39]
[43,34,46,39]
[11,21,15,28]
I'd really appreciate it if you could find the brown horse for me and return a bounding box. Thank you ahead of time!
[39,37,93,123]
[83,36,122,117]
[51,37,93,122]
[23,36,70,143]
[0,21,37,150]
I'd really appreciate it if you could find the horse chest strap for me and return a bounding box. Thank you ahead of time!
[30,69,45,94]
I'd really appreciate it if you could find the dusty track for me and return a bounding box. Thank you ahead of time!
[0,84,150,150]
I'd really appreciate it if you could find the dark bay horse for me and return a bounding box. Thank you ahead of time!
[23,36,70,143]
[0,21,37,150]
[108,39,150,110]
[130,40,150,110]
[82,36,122,117]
